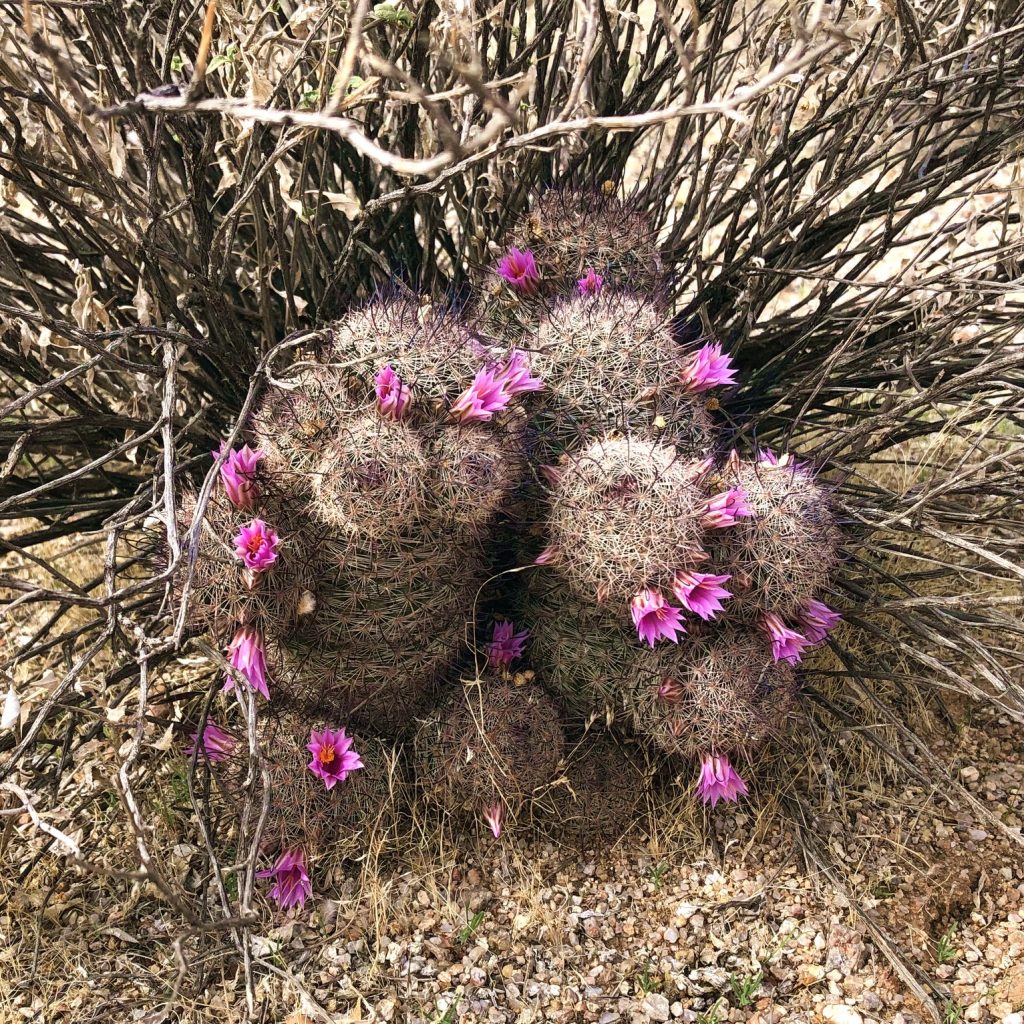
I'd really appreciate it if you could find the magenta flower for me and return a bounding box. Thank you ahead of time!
[233,518,281,572]
[223,626,270,699]
[533,544,561,566]
[702,487,753,529]
[577,268,604,296]
[306,727,363,790]
[482,802,504,839]
[498,247,539,293]
[696,752,749,807]
[657,677,683,702]
[672,571,733,621]
[796,598,841,645]
[185,720,236,763]
[450,366,511,423]
[757,448,807,473]
[484,620,529,667]
[495,350,544,396]
[213,444,264,510]
[375,365,411,420]
[257,847,312,911]
[681,341,738,393]
[762,612,810,665]
[630,588,687,647]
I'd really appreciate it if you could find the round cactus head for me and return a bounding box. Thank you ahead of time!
[250,367,349,484]
[527,292,715,461]
[308,413,429,538]
[221,713,404,866]
[623,625,798,760]
[510,188,664,293]
[541,732,654,841]
[413,674,565,838]
[547,434,709,605]
[328,297,491,417]
[708,451,840,618]
[423,421,526,536]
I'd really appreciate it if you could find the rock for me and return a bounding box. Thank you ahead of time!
[1002,1015,1024,1024]
[798,964,825,986]
[821,1006,863,1024]
[1007,970,1024,1008]
[642,993,671,1022]
[860,991,882,1012]
[826,923,867,973]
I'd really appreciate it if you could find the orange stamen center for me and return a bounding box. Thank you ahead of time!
[318,744,336,766]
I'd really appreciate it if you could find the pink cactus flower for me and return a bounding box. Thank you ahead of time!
[762,612,810,664]
[375,365,411,420]
[306,727,363,790]
[684,456,717,483]
[233,518,280,572]
[681,341,738,393]
[185,721,235,763]
[757,447,806,473]
[672,571,733,621]
[257,847,311,911]
[702,487,753,529]
[657,677,683,702]
[498,247,539,293]
[213,444,264,510]
[450,366,511,423]
[796,598,842,645]
[630,588,687,647]
[577,268,604,296]
[533,544,561,566]
[696,752,749,807]
[223,626,270,699]
[495,349,544,396]
[482,802,504,839]
[485,620,530,667]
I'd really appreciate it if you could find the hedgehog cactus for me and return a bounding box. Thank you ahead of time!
[707,450,841,620]
[227,713,405,870]
[507,188,664,295]
[413,675,565,838]
[546,434,710,606]
[174,210,844,845]
[179,297,534,734]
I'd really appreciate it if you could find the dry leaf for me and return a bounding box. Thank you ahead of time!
[134,280,155,326]
[149,724,176,751]
[1,686,20,731]
[319,190,362,220]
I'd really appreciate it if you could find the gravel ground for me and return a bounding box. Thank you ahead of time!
[2,704,1021,1024]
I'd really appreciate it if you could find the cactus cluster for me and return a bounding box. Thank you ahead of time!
[176,187,844,909]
